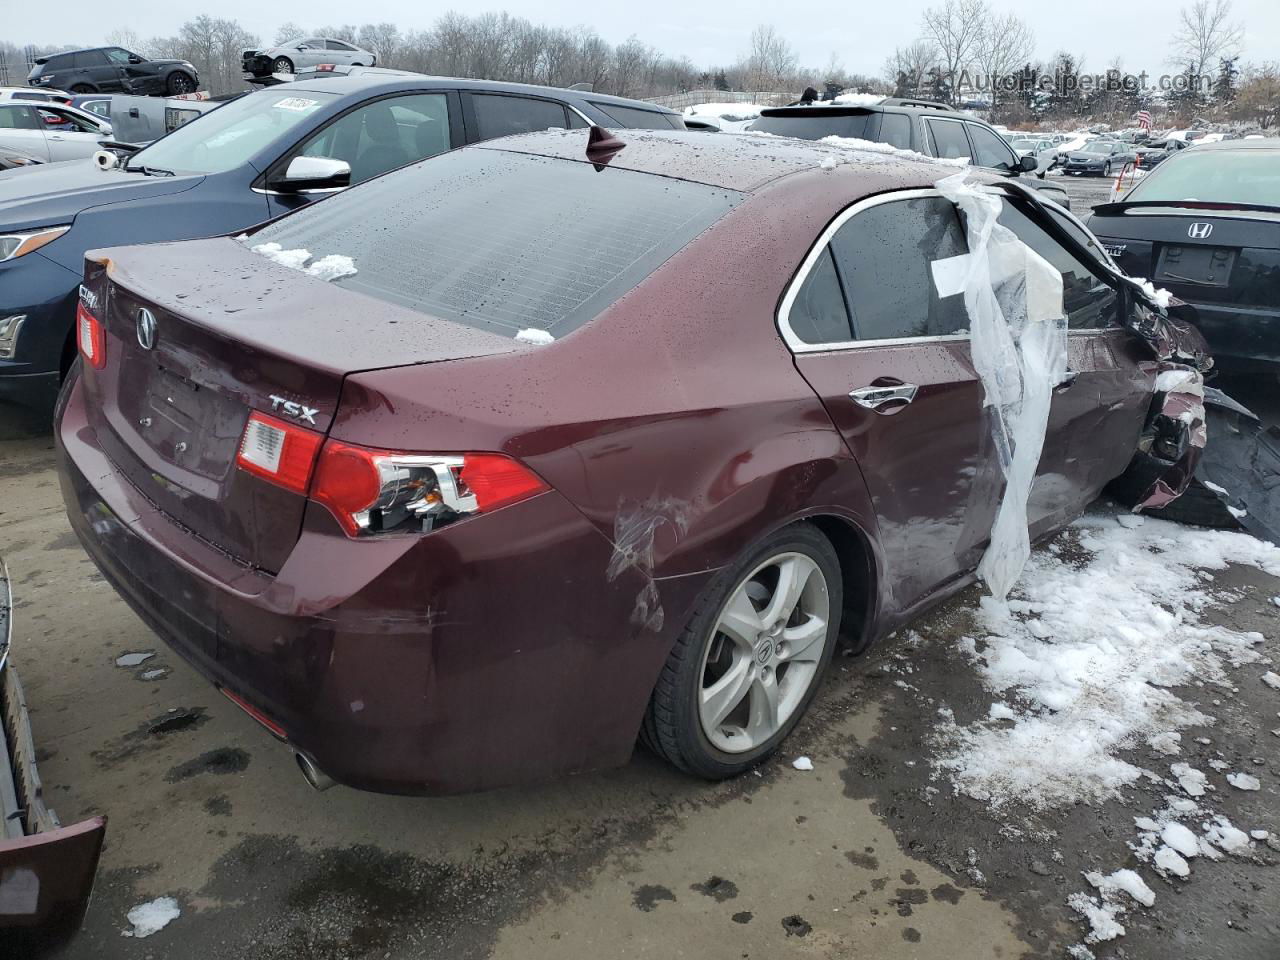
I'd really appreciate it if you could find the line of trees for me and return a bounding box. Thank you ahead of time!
[3,5,1276,129]
[887,0,1276,128]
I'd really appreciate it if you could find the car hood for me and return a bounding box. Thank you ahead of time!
[0,161,202,231]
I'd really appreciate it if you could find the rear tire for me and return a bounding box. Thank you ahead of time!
[70,84,94,94]
[1104,161,1113,177]
[167,72,195,95]
[641,523,842,780]
[272,57,294,75]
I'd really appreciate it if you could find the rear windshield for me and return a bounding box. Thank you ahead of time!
[1127,150,1280,207]
[244,149,740,338]
[750,110,873,141]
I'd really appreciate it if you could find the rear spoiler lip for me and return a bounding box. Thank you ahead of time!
[1093,199,1280,217]
[758,106,875,116]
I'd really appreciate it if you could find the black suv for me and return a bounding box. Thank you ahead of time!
[750,97,1071,209]
[27,47,198,97]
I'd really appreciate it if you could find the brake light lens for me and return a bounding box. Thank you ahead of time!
[310,440,549,537]
[235,412,323,494]
[76,302,105,369]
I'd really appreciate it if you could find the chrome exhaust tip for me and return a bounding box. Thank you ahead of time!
[295,752,335,792]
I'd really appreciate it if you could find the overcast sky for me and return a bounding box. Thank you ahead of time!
[8,0,1276,79]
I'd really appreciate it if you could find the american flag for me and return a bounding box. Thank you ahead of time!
[1137,110,1152,130]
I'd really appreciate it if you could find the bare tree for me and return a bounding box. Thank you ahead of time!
[1170,0,1242,80]
[921,0,988,102]
[273,22,305,46]
[974,12,1034,113]
[739,25,796,92]
[357,23,402,66]
[884,39,939,96]
[105,29,148,55]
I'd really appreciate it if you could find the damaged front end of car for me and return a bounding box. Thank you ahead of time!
[1,558,106,950]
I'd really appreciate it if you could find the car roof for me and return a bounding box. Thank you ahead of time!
[1185,138,1279,151]
[475,128,973,193]
[283,73,681,114]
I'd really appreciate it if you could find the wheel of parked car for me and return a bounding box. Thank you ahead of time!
[167,72,195,95]
[272,56,294,75]
[70,84,94,94]
[641,523,842,779]
[1103,161,1112,178]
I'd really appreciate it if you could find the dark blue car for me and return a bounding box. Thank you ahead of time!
[0,73,684,405]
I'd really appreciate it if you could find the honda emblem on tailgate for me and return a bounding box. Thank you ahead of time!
[1188,222,1214,240]
[136,308,157,350]
[269,395,319,425]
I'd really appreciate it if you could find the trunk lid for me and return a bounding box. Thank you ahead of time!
[80,237,518,573]
[1090,203,1280,309]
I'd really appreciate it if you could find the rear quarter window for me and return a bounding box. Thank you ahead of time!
[245,149,740,339]
[589,103,682,130]
[750,111,873,141]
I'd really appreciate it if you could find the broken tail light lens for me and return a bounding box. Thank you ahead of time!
[76,302,106,370]
[235,412,323,494]
[310,440,549,537]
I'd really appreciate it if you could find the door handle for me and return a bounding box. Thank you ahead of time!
[849,383,918,410]
[1055,370,1080,391]
[48,135,65,141]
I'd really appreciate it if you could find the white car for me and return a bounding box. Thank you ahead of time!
[0,85,72,104]
[244,37,377,78]
[0,100,111,163]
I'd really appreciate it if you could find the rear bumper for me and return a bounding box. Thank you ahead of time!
[1180,301,1280,367]
[56,375,689,795]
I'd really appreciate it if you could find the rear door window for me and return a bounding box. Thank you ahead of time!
[589,103,681,129]
[295,93,454,184]
[827,196,970,341]
[0,105,41,130]
[925,118,971,160]
[879,112,912,150]
[245,149,739,339]
[470,94,569,140]
[74,50,109,68]
[996,198,1119,329]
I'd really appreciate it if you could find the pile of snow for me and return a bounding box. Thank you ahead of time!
[515,327,555,345]
[792,756,814,771]
[683,102,766,122]
[123,897,180,938]
[936,514,1279,810]
[819,135,967,168]
[832,92,885,107]
[252,243,357,282]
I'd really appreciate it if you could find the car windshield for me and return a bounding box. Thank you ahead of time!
[1126,150,1280,207]
[749,110,873,140]
[244,149,740,338]
[1079,142,1113,155]
[126,89,337,174]
[1011,139,1037,149]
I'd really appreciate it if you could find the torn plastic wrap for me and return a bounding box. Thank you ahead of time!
[934,173,1069,602]
[1195,388,1280,543]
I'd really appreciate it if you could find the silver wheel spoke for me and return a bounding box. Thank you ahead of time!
[719,589,764,650]
[700,656,753,730]
[780,615,826,663]
[745,671,780,742]
[760,556,813,629]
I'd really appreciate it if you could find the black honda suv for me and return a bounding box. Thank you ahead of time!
[750,97,1071,209]
[28,47,199,96]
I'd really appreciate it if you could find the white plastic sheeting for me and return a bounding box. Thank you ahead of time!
[934,173,1068,602]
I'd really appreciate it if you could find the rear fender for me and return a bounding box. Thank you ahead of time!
[1195,389,1280,542]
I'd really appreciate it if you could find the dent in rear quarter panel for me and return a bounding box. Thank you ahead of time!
[332,170,916,745]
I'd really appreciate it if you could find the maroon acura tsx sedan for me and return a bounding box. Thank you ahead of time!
[56,128,1204,795]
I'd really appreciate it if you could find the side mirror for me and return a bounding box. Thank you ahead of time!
[272,156,351,192]
[128,54,143,64]
[1019,153,1038,172]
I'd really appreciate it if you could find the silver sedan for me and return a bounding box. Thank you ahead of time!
[259,38,377,76]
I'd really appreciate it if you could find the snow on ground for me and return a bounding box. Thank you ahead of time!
[792,756,814,771]
[123,897,180,938]
[683,102,765,121]
[924,512,1279,953]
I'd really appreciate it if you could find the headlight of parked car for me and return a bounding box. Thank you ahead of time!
[0,226,70,263]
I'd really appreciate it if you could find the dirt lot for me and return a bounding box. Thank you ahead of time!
[1,372,1277,960]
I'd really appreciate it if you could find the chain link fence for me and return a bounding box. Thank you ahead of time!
[643,89,793,111]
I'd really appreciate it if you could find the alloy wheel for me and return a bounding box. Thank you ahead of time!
[697,552,831,753]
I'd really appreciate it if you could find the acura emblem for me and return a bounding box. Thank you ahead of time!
[1187,222,1213,240]
[136,308,157,350]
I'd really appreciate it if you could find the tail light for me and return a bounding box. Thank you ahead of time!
[310,440,549,536]
[315,63,336,72]
[235,412,323,493]
[234,417,549,537]
[76,302,106,369]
